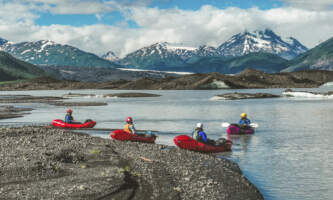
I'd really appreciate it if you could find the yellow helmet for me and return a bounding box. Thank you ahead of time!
[241,113,247,118]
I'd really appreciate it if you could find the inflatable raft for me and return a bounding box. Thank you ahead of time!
[173,135,232,153]
[110,129,156,143]
[227,124,255,135]
[52,119,96,129]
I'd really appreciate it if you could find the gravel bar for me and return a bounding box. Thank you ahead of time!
[0,127,263,200]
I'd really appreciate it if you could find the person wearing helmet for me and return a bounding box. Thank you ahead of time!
[65,109,74,123]
[192,123,213,144]
[124,117,137,134]
[239,113,251,128]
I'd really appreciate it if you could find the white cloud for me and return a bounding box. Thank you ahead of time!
[95,14,103,21]
[0,1,333,58]
[21,0,114,14]
[0,1,38,25]
[123,5,333,52]
[21,0,165,15]
[281,0,333,10]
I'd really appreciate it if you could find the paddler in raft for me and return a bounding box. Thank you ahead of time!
[124,117,137,134]
[239,113,251,128]
[65,109,75,124]
[192,123,215,145]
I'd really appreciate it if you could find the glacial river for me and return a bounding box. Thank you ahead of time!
[1,86,333,200]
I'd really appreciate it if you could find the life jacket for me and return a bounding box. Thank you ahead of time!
[124,124,132,133]
[65,114,73,123]
[193,130,200,141]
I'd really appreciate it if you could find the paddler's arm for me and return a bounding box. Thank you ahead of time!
[130,124,137,134]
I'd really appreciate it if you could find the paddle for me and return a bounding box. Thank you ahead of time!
[221,122,259,128]
[221,122,231,128]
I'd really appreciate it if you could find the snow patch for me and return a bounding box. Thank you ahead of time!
[165,43,197,51]
[283,91,333,99]
[102,51,119,61]
[37,40,56,53]
[21,49,31,55]
[201,79,230,89]
[210,80,229,89]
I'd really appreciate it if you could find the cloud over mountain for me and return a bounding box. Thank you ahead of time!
[0,1,332,57]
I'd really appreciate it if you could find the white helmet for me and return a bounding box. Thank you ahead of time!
[196,123,203,128]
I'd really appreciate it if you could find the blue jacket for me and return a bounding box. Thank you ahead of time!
[239,118,251,126]
[65,114,73,123]
[193,129,208,143]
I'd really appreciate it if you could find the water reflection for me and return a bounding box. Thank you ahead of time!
[227,134,253,153]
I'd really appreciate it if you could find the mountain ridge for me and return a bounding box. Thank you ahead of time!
[217,29,307,60]
[282,36,333,72]
[0,51,45,81]
[0,39,119,68]
[115,29,307,72]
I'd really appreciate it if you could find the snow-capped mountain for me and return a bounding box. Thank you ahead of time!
[0,39,118,68]
[0,37,8,47]
[285,37,309,55]
[163,42,198,59]
[217,29,308,60]
[119,42,199,68]
[195,45,220,57]
[118,29,307,69]
[1,29,309,73]
[101,51,120,62]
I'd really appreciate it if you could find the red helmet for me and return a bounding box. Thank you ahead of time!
[126,117,133,123]
[67,109,72,113]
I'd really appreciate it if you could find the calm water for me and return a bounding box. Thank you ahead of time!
[1,87,333,200]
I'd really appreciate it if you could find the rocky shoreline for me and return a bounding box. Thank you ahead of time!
[48,101,108,107]
[0,105,33,119]
[1,69,333,90]
[0,127,263,199]
[0,94,64,103]
[0,95,107,108]
[211,92,280,100]
[63,92,161,98]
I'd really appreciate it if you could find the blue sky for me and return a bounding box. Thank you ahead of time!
[35,0,285,27]
[149,0,284,10]
[0,0,333,56]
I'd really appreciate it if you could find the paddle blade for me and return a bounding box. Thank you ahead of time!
[250,123,259,128]
[221,122,230,127]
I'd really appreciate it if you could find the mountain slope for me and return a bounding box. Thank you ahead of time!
[116,43,223,69]
[183,52,288,74]
[217,29,307,60]
[282,37,333,72]
[0,51,45,81]
[1,40,119,68]
[119,42,196,68]
[146,52,288,74]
